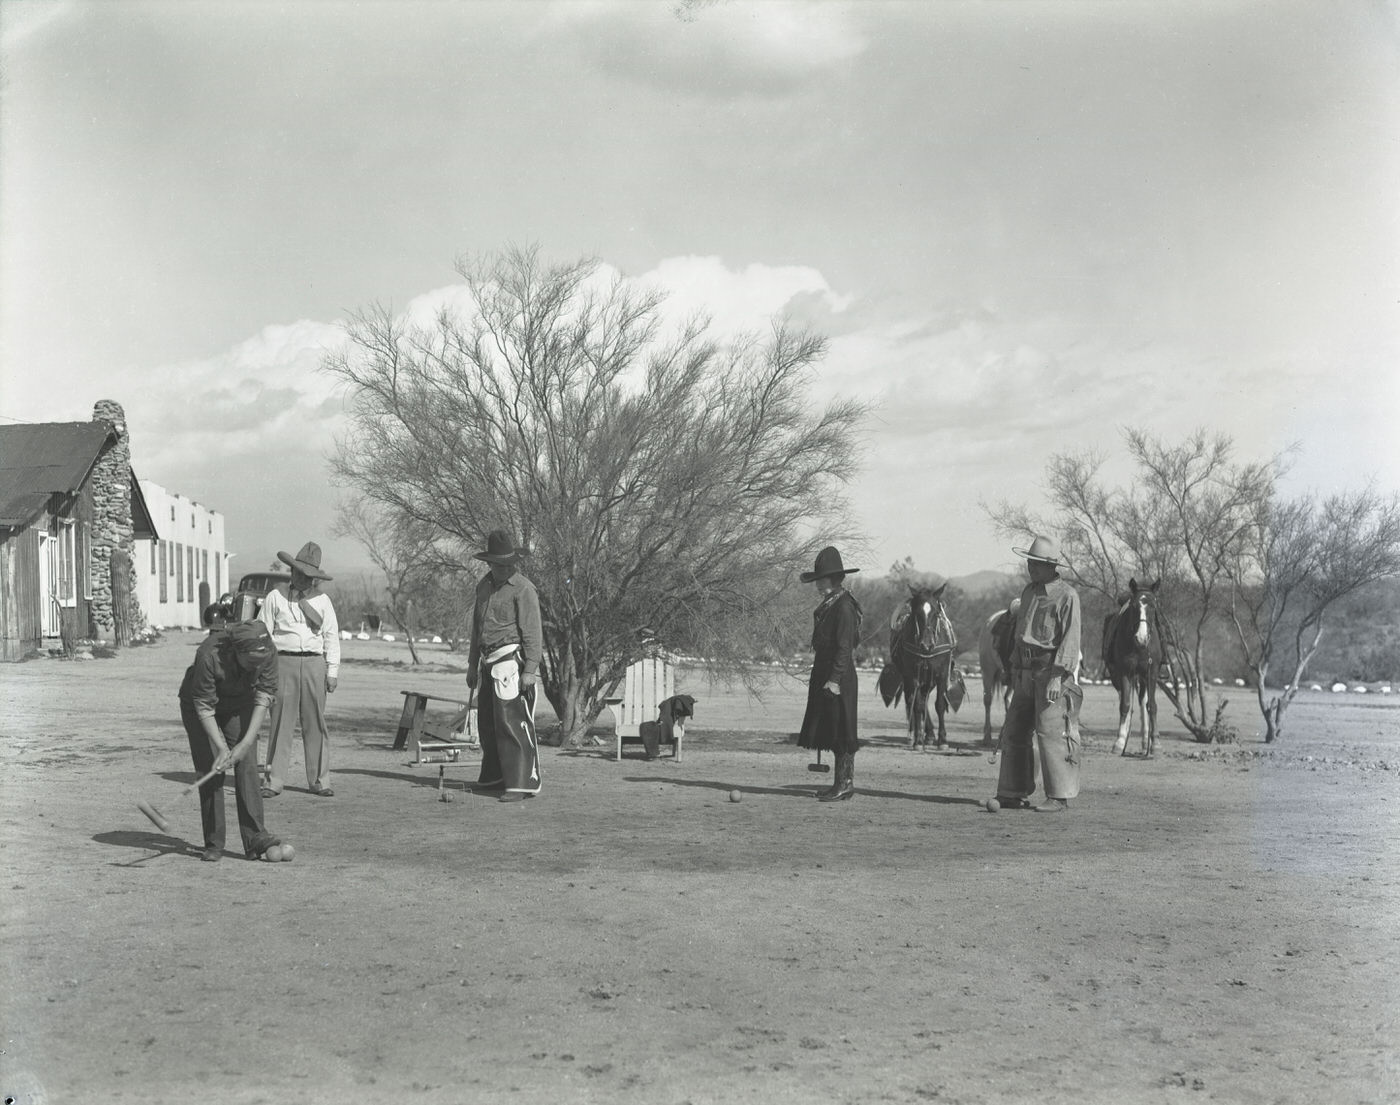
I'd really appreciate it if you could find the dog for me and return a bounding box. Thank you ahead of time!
[638,694,696,760]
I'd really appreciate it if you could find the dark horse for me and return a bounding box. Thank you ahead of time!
[1102,577,1164,756]
[887,584,957,750]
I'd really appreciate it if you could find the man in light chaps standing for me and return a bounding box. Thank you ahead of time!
[995,536,1083,813]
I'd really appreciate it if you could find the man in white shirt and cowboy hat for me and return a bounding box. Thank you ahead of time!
[995,535,1083,812]
[260,541,340,798]
[467,530,544,803]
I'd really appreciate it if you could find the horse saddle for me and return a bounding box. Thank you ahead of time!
[877,662,902,707]
[946,668,967,712]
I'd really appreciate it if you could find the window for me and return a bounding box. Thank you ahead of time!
[202,549,209,583]
[149,540,156,575]
[187,545,195,598]
[159,542,167,602]
[170,505,175,522]
[176,543,184,602]
[56,520,77,605]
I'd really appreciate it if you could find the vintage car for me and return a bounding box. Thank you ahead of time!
[203,569,291,626]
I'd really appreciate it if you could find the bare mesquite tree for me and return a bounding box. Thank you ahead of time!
[986,429,1276,742]
[324,246,866,743]
[1227,488,1400,742]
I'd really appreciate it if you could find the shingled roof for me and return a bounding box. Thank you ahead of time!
[0,422,119,527]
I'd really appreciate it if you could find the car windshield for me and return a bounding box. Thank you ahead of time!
[239,573,290,596]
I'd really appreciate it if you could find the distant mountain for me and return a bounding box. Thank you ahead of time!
[949,569,1020,596]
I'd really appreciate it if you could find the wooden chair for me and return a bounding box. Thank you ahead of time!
[602,657,682,762]
[396,690,479,800]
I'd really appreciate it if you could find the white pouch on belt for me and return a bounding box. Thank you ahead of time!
[486,644,521,701]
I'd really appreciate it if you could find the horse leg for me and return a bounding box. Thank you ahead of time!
[982,682,994,746]
[1113,678,1131,755]
[1131,680,1142,756]
[906,690,919,749]
[935,683,948,748]
[1145,681,1157,757]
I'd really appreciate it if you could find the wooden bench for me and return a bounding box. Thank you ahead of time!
[601,657,682,762]
[395,690,479,800]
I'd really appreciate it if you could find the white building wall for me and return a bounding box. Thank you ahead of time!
[133,480,231,630]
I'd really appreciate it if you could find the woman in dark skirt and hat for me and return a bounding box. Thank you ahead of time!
[797,547,864,802]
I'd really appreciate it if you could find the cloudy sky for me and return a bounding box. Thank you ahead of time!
[2,0,1396,580]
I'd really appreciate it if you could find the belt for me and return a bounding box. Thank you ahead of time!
[1017,645,1054,665]
[279,650,322,657]
[481,642,520,666]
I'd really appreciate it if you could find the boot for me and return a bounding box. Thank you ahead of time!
[813,756,839,798]
[819,753,855,802]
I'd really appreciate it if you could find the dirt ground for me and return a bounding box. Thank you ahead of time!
[2,633,1397,1105]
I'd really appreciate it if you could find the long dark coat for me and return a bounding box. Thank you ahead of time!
[797,588,862,755]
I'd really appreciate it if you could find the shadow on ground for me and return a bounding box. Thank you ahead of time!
[93,829,201,865]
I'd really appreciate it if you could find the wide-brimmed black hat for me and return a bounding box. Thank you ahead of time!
[800,546,859,583]
[474,529,529,565]
[277,541,333,580]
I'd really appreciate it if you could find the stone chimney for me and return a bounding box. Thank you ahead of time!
[89,400,141,643]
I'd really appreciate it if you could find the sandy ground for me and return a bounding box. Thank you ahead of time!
[1,633,1397,1105]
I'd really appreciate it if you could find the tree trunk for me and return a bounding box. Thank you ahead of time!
[555,664,589,747]
[557,694,587,747]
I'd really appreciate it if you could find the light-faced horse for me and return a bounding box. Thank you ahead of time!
[1102,577,1164,756]
[889,584,957,749]
[976,601,1018,746]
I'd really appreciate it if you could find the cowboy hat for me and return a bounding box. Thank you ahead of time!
[800,546,859,583]
[277,541,333,580]
[473,529,530,565]
[1012,535,1062,565]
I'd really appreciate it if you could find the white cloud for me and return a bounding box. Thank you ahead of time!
[397,285,479,332]
[122,319,348,472]
[115,248,1399,582]
[641,254,852,335]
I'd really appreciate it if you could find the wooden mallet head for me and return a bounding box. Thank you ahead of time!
[136,801,172,834]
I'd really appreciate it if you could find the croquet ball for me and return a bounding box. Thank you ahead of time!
[264,844,284,862]
[729,789,742,803]
[280,843,295,862]
[985,798,1000,813]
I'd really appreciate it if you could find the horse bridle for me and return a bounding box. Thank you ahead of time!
[1114,591,1161,646]
[898,599,955,662]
